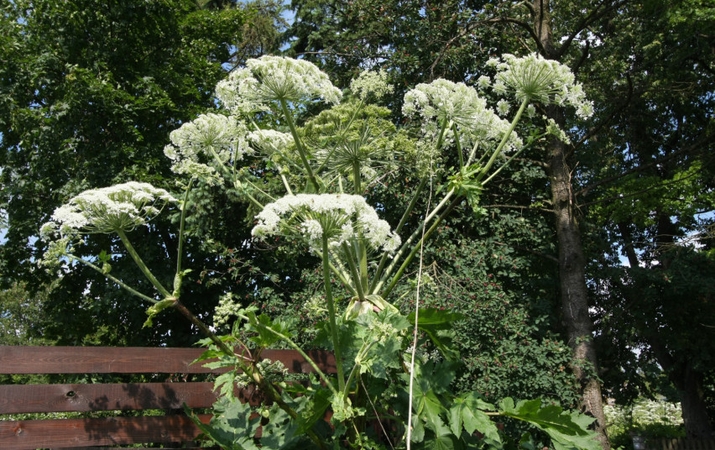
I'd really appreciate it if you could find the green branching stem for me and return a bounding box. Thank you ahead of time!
[173,300,233,355]
[116,229,172,299]
[482,137,533,186]
[238,312,340,398]
[68,254,158,304]
[475,97,530,183]
[280,99,321,192]
[369,177,428,293]
[453,122,465,170]
[322,234,346,392]
[174,181,192,295]
[343,340,376,399]
[341,242,365,301]
[371,187,456,295]
[381,196,460,299]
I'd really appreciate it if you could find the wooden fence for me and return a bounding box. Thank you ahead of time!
[0,346,336,449]
[648,438,715,450]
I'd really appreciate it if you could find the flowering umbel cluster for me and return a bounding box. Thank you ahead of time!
[215,55,342,113]
[251,194,401,254]
[163,113,251,185]
[41,182,177,238]
[489,53,594,118]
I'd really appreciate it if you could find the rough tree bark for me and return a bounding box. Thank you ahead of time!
[534,1,610,447]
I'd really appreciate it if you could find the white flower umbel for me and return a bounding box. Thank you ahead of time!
[215,56,342,113]
[493,53,594,118]
[42,182,177,237]
[402,79,522,156]
[252,194,400,254]
[164,113,250,185]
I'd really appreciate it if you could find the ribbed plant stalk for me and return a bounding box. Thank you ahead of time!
[369,177,428,293]
[475,97,530,184]
[280,99,320,192]
[381,197,459,298]
[116,229,172,299]
[340,242,365,301]
[322,234,346,392]
[371,187,456,295]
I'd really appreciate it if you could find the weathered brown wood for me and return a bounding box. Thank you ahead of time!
[0,382,269,414]
[0,414,211,450]
[0,346,336,374]
[0,346,336,449]
[649,438,715,450]
[0,382,219,414]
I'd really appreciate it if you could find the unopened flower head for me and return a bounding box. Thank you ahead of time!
[252,194,400,254]
[216,56,342,113]
[41,182,177,237]
[164,113,250,185]
[350,69,394,101]
[493,53,593,118]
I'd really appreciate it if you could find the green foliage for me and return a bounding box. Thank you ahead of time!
[34,52,599,449]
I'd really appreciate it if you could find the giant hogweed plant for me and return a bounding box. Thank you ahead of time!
[41,55,599,449]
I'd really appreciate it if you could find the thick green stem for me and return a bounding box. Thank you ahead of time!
[173,301,233,355]
[369,177,428,293]
[340,242,365,301]
[453,122,465,170]
[238,313,339,397]
[116,229,172,299]
[353,160,362,194]
[475,97,530,183]
[322,235,346,392]
[382,197,460,298]
[280,100,320,192]
[372,188,455,295]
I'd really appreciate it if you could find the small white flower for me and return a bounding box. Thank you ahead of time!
[403,79,522,155]
[496,99,511,116]
[248,129,294,156]
[476,75,491,90]
[164,113,251,185]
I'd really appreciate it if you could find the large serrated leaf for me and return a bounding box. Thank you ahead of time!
[498,398,600,450]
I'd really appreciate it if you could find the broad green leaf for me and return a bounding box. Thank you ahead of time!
[184,397,260,450]
[499,398,600,450]
[449,392,501,445]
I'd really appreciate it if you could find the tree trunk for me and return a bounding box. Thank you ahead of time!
[678,367,713,439]
[533,0,610,447]
[546,112,610,448]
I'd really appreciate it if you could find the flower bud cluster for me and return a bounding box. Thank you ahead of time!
[252,194,401,254]
[215,56,342,113]
[349,69,394,102]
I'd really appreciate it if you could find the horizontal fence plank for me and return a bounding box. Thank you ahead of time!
[0,346,336,375]
[0,382,220,414]
[649,438,715,450]
[0,414,211,450]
